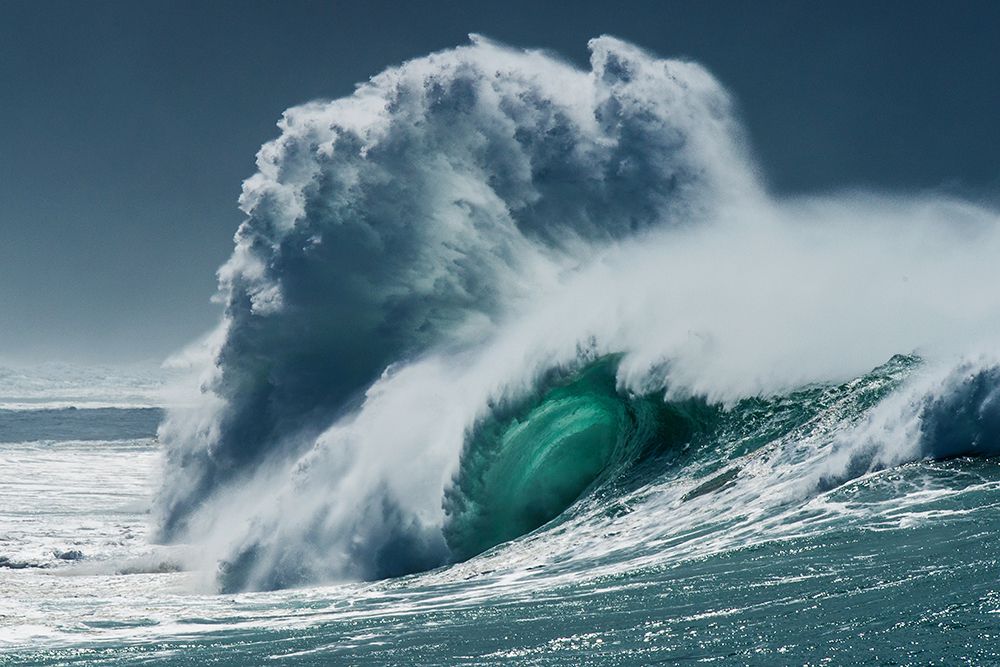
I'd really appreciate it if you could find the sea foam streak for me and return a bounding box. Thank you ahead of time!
[154,36,1000,591]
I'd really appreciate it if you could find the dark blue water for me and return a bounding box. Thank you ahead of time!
[0,408,162,443]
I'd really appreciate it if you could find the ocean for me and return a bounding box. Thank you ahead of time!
[3,357,1000,664]
[4,36,1000,665]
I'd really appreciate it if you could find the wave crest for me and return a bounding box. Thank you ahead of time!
[154,36,1000,592]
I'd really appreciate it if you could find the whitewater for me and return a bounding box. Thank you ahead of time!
[3,36,1000,665]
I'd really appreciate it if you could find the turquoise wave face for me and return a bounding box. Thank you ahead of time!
[444,358,712,561]
[443,354,926,563]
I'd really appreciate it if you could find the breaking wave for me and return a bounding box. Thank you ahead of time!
[153,35,1000,592]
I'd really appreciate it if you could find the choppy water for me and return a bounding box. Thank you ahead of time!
[3,359,1000,665]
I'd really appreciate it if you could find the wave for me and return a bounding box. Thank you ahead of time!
[443,356,717,562]
[153,36,1000,592]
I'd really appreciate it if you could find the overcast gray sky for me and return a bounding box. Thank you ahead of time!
[1,0,997,364]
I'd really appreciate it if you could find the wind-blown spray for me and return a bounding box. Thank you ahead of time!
[154,36,1000,591]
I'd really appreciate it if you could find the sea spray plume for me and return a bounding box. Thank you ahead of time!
[813,359,1000,489]
[154,36,755,550]
[154,36,1000,592]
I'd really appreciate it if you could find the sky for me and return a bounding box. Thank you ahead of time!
[0,0,997,365]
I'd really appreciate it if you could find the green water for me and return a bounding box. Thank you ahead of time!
[444,358,708,561]
[444,355,915,563]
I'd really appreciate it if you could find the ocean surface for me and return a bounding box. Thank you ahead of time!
[5,37,1000,665]
[3,358,1000,665]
